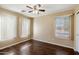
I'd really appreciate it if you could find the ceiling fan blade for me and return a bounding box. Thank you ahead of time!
[26,6,33,9]
[28,11,33,13]
[37,4,41,7]
[39,9,45,12]
[21,10,26,12]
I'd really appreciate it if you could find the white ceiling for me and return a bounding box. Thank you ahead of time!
[0,4,77,17]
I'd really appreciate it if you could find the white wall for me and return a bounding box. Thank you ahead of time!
[33,14,74,49]
[0,8,31,50]
[75,13,79,52]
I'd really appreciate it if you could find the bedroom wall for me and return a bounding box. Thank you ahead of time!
[74,6,79,51]
[0,8,32,50]
[33,10,74,49]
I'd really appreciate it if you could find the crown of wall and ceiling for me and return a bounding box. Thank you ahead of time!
[0,4,78,18]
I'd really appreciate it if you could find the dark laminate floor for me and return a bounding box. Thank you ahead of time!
[0,40,76,55]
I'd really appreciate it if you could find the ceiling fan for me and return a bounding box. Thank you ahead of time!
[21,4,45,14]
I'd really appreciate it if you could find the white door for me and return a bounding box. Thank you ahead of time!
[75,13,79,52]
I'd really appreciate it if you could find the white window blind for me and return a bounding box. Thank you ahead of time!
[21,17,30,38]
[55,16,71,39]
[0,15,17,41]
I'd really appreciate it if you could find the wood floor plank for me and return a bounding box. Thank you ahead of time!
[0,40,75,55]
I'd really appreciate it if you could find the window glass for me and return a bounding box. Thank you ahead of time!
[55,16,71,39]
[21,18,30,38]
[0,15,17,41]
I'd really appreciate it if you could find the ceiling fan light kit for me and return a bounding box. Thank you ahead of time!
[21,4,45,14]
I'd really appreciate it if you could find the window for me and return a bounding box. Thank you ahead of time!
[55,16,71,39]
[21,17,30,38]
[0,15,17,41]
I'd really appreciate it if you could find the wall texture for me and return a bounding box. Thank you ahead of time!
[74,6,79,51]
[0,8,32,50]
[33,10,74,49]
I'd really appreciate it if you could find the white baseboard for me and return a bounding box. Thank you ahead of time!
[0,39,74,50]
[33,39,74,49]
[0,39,30,50]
